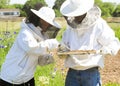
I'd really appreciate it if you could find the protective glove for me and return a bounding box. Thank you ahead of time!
[57,43,70,59]
[46,39,60,50]
[57,43,70,52]
[96,47,112,55]
[38,54,54,66]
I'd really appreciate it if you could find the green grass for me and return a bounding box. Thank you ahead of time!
[0,29,19,68]
[108,23,120,40]
[103,83,120,86]
[35,64,65,86]
[0,21,120,86]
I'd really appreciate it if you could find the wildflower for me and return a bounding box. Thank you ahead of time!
[38,76,49,85]
[0,38,2,41]
[61,68,64,71]
[50,67,57,78]
[54,68,57,71]
[14,32,17,34]
[59,68,64,76]
[0,45,4,48]
[51,71,56,78]
[4,45,7,48]
[0,45,7,48]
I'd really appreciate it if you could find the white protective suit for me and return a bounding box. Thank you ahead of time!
[0,19,59,84]
[62,6,120,70]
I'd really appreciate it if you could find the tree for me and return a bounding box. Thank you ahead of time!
[22,0,46,17]
[113,4,120,17]
[21,0,47,16]
[14,0,118,17]
[100,2,116,17]
[95,0,103,6]
[22,0,65,17]
[0,0,10,8]
[23,0,46,8]
[54,0,65,9]
[53,0,65,17]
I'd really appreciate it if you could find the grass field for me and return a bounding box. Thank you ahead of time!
[108,23,120,40]
[0,20,120,86]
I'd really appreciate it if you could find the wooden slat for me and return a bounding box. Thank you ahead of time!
[57,50,96,55]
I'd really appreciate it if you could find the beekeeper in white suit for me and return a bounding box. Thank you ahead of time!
[59,0,120,86]
[0,2,61,86]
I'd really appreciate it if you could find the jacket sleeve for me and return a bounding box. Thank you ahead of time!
[17,29,59,56]
[61,27,70,47]
[97,20,120,55]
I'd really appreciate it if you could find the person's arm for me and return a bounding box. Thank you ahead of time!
[97,21,120,55]
[17,29,59,56]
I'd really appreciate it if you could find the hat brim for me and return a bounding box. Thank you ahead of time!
[60,0,94,17]
[31,9,61,29]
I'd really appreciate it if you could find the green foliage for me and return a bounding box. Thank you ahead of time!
[108,23,120,40]
[0,30,19,69]
[22,0,65,17]
[24,0,46,8]
[102,2,115,17]
[54,0,65,9]
[35,64,65,86]
[53,0,65,17]
[21,0,46,17]
[95,0,103,6]
[113,4,120,17]
[0,0,10,8]
[12,4,24,9]
[95,0,118,17]
[97,2,115,17]
[103,83,120,86]
[54,9,62,17]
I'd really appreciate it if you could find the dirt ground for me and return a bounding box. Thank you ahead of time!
[100,50,120,84]
[55,50,120,84]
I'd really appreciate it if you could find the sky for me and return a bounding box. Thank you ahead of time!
[9,0,28,4]
[9,0,120,4]
[102,0,120,4]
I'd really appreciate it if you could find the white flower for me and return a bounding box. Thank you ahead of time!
[38,76,49,85]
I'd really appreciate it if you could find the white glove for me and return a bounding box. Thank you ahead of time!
[97,47,112,55]
[58,43,70,52]
[57,43,70,59]
[46,39,60,50]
